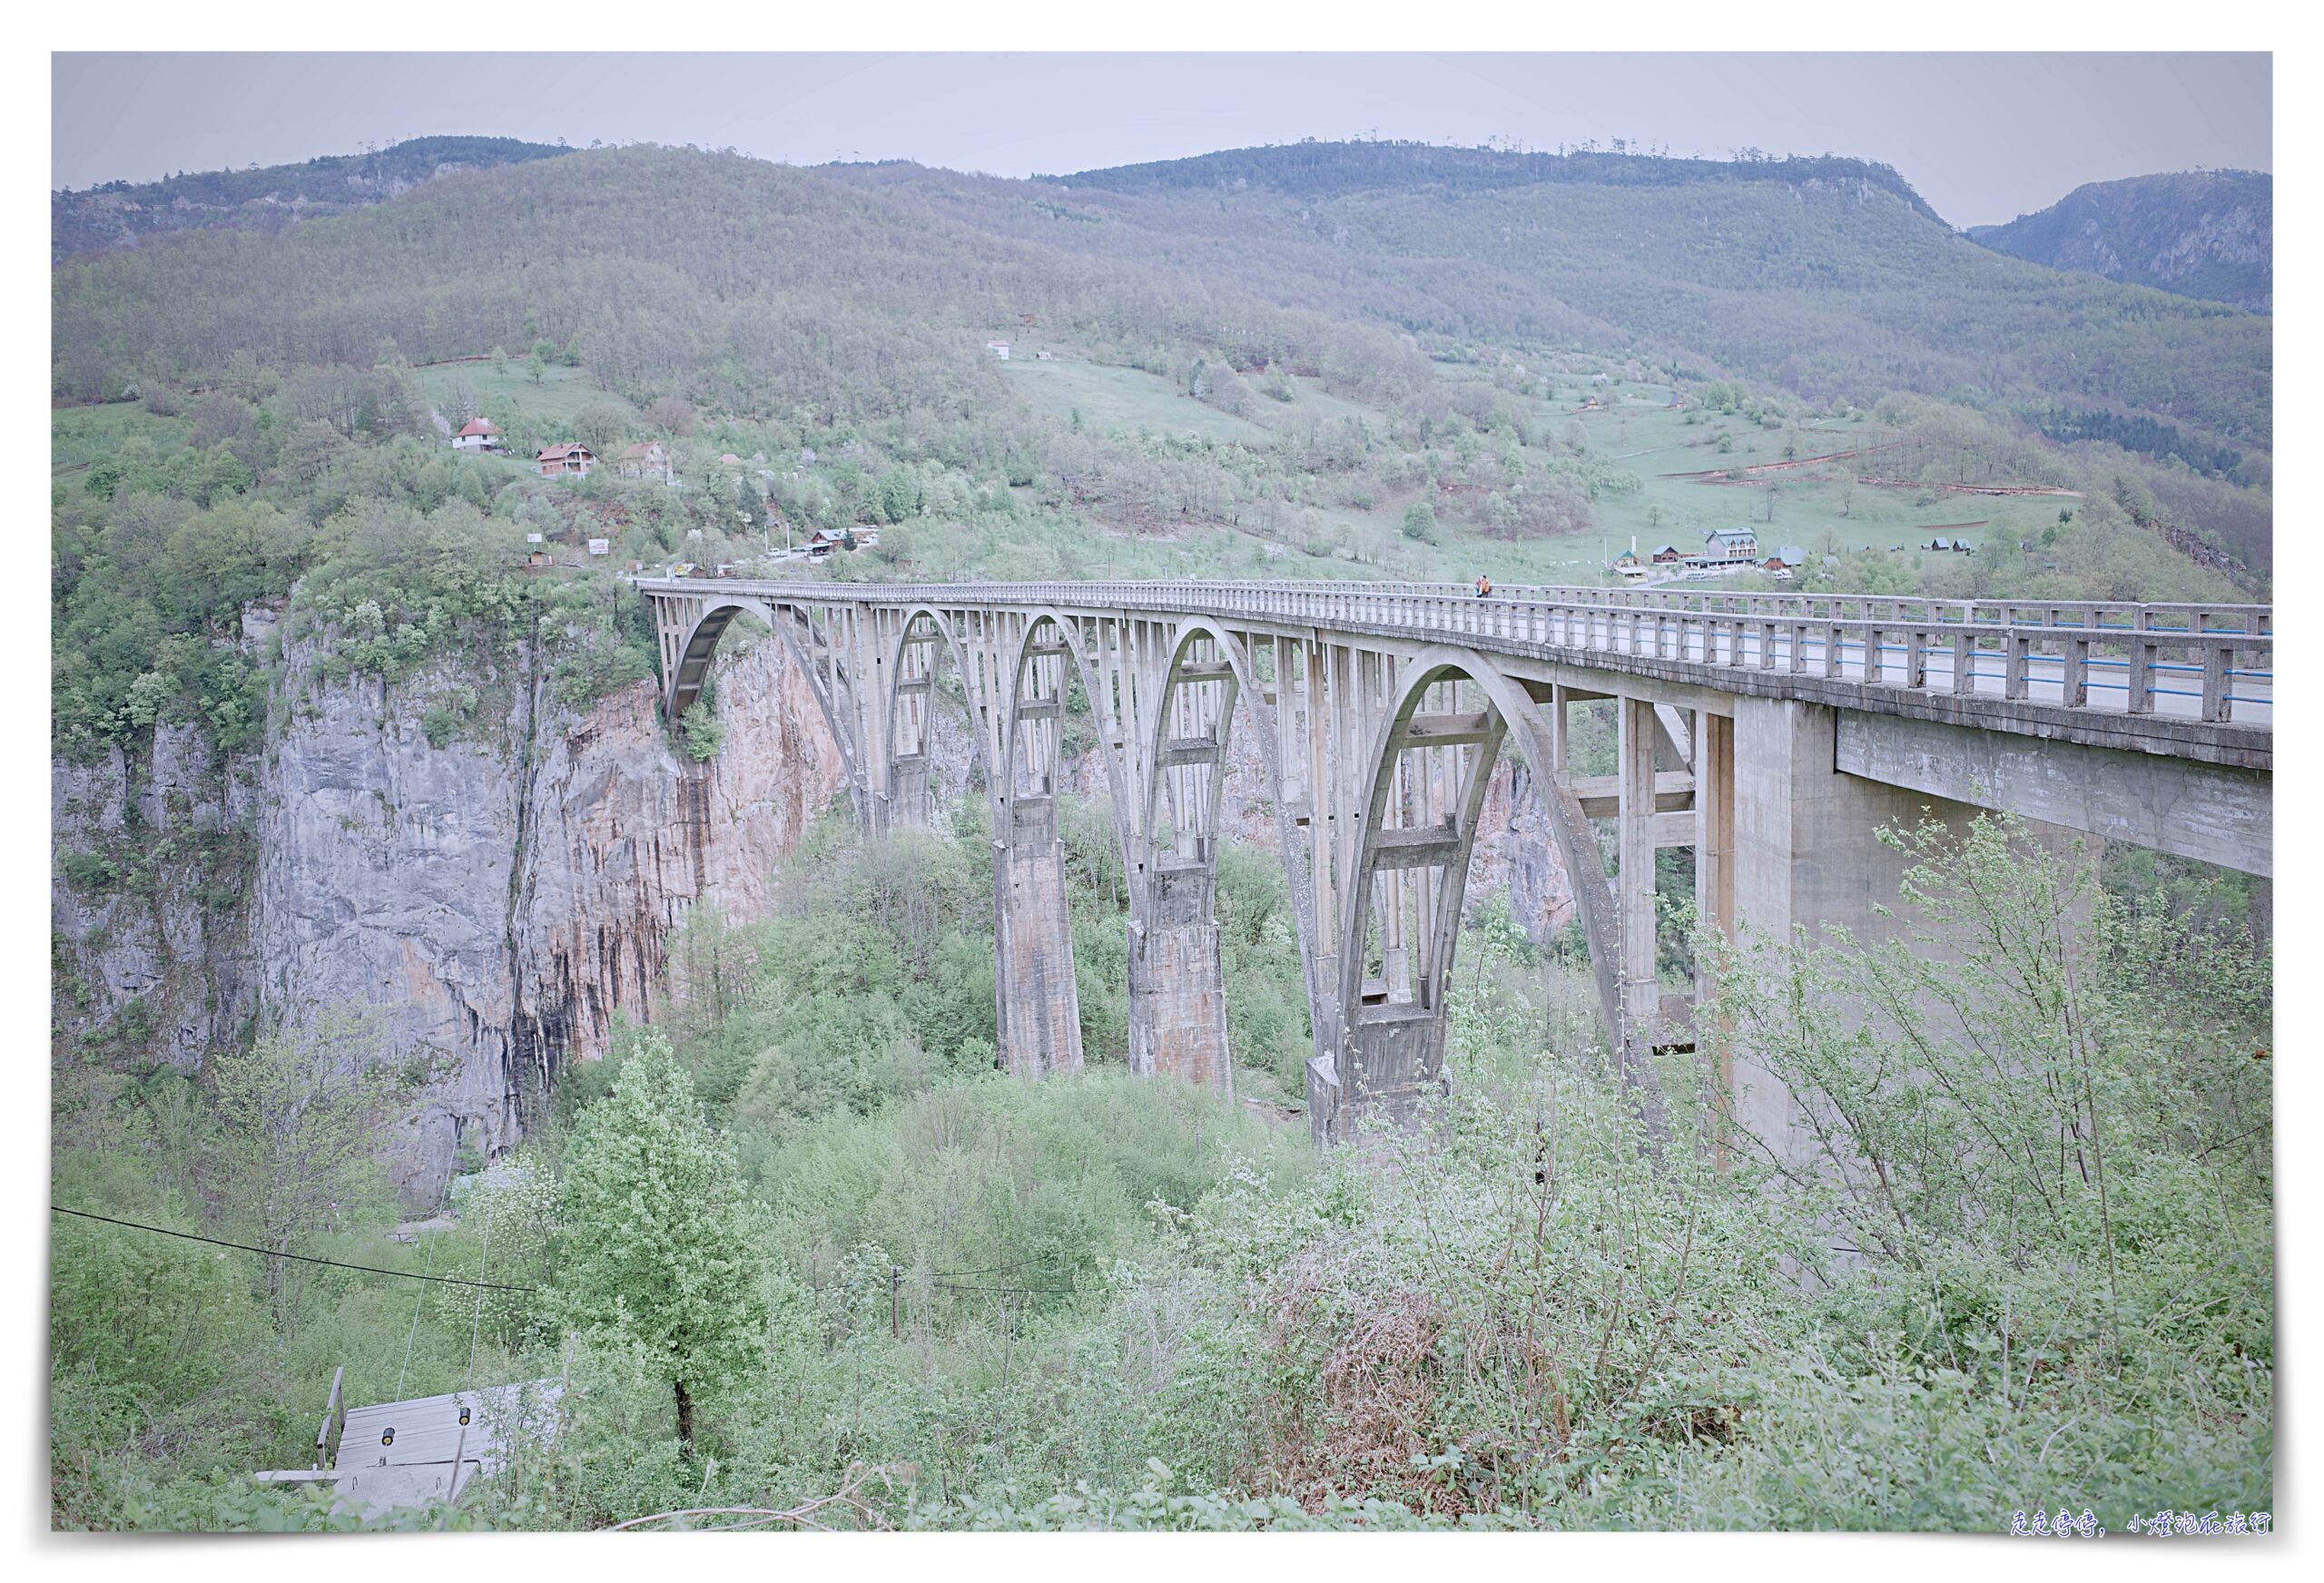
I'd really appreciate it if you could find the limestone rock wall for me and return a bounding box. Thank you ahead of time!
[52,620,844,1205]
[51,723,261,1068]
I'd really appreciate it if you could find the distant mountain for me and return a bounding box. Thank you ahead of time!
[1968,171,2270,313]
[51,135,573,263]
[1054,139,1946,223]
[834,141,2270,445]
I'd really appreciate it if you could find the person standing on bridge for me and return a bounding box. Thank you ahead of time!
[1475,574,1492,597]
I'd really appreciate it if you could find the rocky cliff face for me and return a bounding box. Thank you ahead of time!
[1968,170,2272,313]
[54,619,844,1204]
[52,722,261,1069]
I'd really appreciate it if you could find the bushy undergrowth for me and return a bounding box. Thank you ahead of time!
[53,808,2270,1531]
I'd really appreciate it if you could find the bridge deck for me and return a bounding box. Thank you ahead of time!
[638,578,2271,770]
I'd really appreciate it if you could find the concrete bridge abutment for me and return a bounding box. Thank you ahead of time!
[1725,696,2101,1165]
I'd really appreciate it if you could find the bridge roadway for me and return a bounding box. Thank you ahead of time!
[638,576,2272,1152]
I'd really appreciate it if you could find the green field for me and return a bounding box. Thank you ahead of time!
[1001,357,1274,445]
[51,402,188,473]
[1571,398,2066,565]
[414,359,638,429]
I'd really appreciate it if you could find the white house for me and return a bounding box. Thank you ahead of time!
[986,339,1011,360]
[1704,526,1759,560]
[451,418,504,454]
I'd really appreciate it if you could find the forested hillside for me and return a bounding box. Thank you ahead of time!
[54,142,2272,581]
[836,142,2271,447]
[1970,170,2272,313]
[1057,141,1945,220]
[52,135,573,263]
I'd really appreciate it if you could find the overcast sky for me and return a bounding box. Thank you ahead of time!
[53,52,2271,229]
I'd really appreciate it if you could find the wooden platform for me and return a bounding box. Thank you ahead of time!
[256,1379,560,1520]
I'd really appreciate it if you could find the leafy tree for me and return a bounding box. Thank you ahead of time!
[875,469,922,525]
[1401,500,1437,542]
[575,401,631,461]
[202,1009,395,1329]
[554,1028,766,1448]
[525,348,547,387]
[732,476,764,535]
[643,395,696,437]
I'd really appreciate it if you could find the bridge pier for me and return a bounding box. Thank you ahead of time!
[1126,864,1233,1093]
[882,755,931,835]
[1725,696,2099,1164]
[993,793,1084,1079]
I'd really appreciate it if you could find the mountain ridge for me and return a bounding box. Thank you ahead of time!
[51,134,574,264]
[1967,170,2270,313]
[1054,139,1945,222]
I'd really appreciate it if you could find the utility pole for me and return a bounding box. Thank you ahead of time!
[890,1266,901,1339]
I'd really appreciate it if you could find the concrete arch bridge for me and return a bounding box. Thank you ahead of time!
[640,577,2271,1146]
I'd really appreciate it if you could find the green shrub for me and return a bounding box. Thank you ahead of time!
[61,850,120,893]
[677,702,725,762]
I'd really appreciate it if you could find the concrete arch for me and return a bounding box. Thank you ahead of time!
[1117,618,1324,1092]
[1002,611,1138,862]
[666,595,859,794]
[1317,644,1630,1139]
[1144,618,1313,939]
[1379,648,1623,1049]
[881,605,997,828]
[1138,623,1245,874]
[1324,651,1509,1125]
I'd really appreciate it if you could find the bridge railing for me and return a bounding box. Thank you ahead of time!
[636,578,2272,729]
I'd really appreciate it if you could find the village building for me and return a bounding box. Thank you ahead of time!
[535,441,594,478]
[986,339,1011,360]
[450,418,504,454]
[1649,543,1683,565]
[1761,545,1807,580]
[616,440,674,483]
[1704,526,1759,560]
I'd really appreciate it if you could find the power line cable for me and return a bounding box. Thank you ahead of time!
[929,1255,1071,1279]
[933,1281,1081,1296]
[50,1206,540,1293]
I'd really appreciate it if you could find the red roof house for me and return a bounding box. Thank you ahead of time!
[535,442,595,478]
[451,418,505,454]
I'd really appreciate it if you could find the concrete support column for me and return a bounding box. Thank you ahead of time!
[1617,696,1660,1039]
[1726,696,2109,1175]
[885,758,931,833]
[1693,710,1736,998]
[993,795,1083,1079]
[1126,864,1232,1093]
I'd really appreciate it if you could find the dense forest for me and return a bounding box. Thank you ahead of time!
[50,134,2275,1531]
